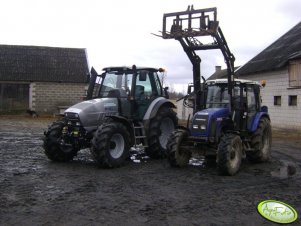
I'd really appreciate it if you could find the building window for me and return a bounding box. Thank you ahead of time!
[274,96,281,106]
[289,60,301,87]
[288,95,297,106]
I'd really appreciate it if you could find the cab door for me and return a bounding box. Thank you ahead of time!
[134,71,161,120]
[246,85,257,130]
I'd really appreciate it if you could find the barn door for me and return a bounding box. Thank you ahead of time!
[0,83,29,113]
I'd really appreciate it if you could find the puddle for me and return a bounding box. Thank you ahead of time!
[0,132,42,145]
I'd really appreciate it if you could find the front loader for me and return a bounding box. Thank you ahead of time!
[160,6,272,175]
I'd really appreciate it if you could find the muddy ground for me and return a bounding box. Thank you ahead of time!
[0,116,300,226]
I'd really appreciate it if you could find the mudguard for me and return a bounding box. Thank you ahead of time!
[143,97,176,120]
[250,112,270,132]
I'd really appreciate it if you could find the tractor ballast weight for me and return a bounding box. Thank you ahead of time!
[160,6,272,175]
[43,65,177,168]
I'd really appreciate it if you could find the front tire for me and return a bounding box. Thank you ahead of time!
[248,118,272,162]
[146,107,177,159]
[167,129,191,167]
[217,133,242,176]
[43,121,77,162]
[91,122,130,168]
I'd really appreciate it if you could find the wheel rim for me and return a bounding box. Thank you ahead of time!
[261,128,270,155]
[109,134,125,159]
[159,117,175,149]
[229,142,240,168]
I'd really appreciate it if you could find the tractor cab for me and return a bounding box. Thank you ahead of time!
[191,79,265,139]
[87,66,166,120]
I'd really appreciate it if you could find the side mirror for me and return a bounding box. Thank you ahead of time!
[139,71,147,81]
[91,67,98,77]
[86,67,99,100]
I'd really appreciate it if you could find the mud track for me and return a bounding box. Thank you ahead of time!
[0,116,300,226]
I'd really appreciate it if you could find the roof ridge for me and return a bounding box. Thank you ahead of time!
[237,21,301,75]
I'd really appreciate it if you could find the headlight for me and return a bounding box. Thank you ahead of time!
[193,125,199,129]
[200,125,206,130]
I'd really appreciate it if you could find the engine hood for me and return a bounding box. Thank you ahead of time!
[191,108,229,137]
[64,98,119,131]
[194,108,229,119]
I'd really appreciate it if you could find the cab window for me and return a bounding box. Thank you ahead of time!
[247,86,256,112]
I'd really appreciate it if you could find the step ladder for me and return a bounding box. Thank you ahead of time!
[133,122,148,149]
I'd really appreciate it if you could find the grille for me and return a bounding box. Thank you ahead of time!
[191,114,208,133]
[65,112,78,120]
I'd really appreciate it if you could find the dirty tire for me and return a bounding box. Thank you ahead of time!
[146,107,177,159]
[217,133,242,176]
[248,118,272,162]
[167,129,191,167]
[43,121,77,162]
[91,122,130,168]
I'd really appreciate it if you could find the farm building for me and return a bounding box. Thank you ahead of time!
[236,21,301,130]
[0,45,89,114]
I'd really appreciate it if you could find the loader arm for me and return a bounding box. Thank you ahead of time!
[161,6,236,114]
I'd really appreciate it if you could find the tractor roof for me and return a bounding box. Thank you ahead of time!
[206,78,260,86]
[102,66,161,72]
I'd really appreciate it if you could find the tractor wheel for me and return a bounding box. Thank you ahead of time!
[167,129,191,167]
[146,107,177,159]
[217,133,242,175]
[43,121,77,162]
[91,121,130,168]
[248,118,272,162]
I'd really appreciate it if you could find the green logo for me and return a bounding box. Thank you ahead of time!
[257,200,298,224]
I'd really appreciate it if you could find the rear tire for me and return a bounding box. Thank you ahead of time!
[217,133,242,176]
[248,118,272,162]
[91,122,130,168]
[43,121,77,162]
[167,129,191,167]
[146,107,177,159]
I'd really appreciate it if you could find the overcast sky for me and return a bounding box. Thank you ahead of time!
[1,0,300,92]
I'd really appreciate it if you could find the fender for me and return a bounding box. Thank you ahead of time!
[143,97,176,120]
[215,118,234,140]
[250,112,270,132]
[106,115,135,145]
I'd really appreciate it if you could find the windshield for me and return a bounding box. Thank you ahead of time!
[206,84,240,108]
[99,72,133,98]
[206,85,240,108]
[206,85,229,108]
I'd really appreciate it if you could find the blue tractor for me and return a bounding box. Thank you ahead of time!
[160,6,272,175]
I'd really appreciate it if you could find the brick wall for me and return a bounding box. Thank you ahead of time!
[240,69,301,130]
[31,82,87,114]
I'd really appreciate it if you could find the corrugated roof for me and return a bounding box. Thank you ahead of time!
[0,45,89,83]
[237,21,301,75]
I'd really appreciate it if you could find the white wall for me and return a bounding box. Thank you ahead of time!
[240,69,301,130]
[31,82,87,114]
[177,99,193,121]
